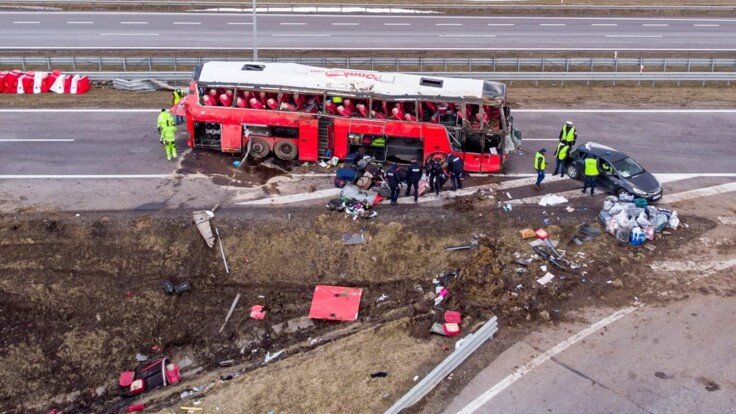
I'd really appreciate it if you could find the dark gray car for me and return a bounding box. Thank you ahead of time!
[566,142,663,202]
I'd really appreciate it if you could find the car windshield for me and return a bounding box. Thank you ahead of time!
[612,157,645,178]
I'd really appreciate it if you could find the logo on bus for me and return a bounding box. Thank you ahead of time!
[324,70,380,81]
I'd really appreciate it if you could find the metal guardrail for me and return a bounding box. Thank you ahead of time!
[77,71,736,84]
[2,0,736,14]
[385,316,498,414]
[4,56,736,73]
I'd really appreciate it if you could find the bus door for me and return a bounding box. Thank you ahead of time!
[298,117,319,162]
[220,123,242,153]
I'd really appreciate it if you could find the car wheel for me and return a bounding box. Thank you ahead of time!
[616,188,631,198]
[566,164,580,179]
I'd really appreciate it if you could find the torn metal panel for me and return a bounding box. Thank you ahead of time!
[192,210,215,248]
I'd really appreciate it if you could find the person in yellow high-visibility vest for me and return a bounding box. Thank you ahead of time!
[553,142,571,177]
[157,108,174,133]
[559,120,577,146]
[534,148,547,190]
[171,89,184,125]
[160,120,178,161]
[582,155,599,195]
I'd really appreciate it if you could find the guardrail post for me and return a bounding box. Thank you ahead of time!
[711,58,715,72]
[469,59,472,72]
[72,56,77,71]
[565,58,570,73]
[46,57,51,71]
[147,57,152,71]
[98,57,102,71]
[21,56,26,71]
[444,58,447,71]
[122,57,127,72]
[173,57,177,71]
[371,57,375,71]
[492,58,496,72]
[687,59,691,72]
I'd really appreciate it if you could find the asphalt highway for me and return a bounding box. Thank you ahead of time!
[2,12,736,50]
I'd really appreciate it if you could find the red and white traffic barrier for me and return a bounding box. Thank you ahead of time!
[1,69,90,94]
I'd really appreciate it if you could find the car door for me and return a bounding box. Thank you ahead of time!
[596,159,617,192]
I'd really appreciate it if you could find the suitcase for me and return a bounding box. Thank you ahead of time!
[335,168,357,181]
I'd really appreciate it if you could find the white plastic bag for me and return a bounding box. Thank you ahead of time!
[636,211,651,228]
[668,212,680,230]
[606,218,619,235]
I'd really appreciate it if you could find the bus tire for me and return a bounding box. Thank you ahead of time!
[249,138,270,159]
[274,140,298,161]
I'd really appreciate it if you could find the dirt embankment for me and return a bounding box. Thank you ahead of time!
[0,194,719,413]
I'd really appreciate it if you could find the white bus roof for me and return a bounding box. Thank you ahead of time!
[194,61,506,103]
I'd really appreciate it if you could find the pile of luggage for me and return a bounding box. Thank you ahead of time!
[334,155,389,196]
[598,194,680,246]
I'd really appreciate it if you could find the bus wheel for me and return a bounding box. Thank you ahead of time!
[274,140,297,161]
[249,138,270,159]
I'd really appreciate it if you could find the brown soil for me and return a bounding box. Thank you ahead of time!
[2,84,735,109]
[0,190,717,413]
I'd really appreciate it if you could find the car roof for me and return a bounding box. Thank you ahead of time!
[575,142,628,162]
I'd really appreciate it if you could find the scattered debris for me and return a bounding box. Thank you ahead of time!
[600,195,680,245]
[264,350,285,364]
[161,280,175,295]
[445,240,478,251]
[519,228,536,239]
[192,210,215,248]
[568,222,601,245]
[119,357,180,397]
[565,206,575,213]
[502,203,513,212]
[342,232,367,245]
[219,293,241,333]
[126,403,145,413]
[214,227,230,274]
[536,272,555,286]
[718,216,736,225]
[308,285,363,321]
[250,305,267,320]
[371,372,389,378]
[135,353,148,362]
[219,360,234,367]
[376,294,388,302]
[175,281,192,294]
[538,194,569,206]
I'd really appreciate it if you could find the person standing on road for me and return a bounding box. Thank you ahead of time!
[559,120,577,146]
[447,153,464,191]
[405,159,423,202]
[582,155,599,195]
[386,163,401,205]
[160,120,178,161]
[171,89,184,125]
[157,108,173,134]
[553,142,570,177]
[426,158,443,196]
[534,148,547,190]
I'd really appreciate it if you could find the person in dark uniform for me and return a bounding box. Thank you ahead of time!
[447,154,464,191]
[386,163,401,205]
[405,159,423,202]
[426,158,443,196]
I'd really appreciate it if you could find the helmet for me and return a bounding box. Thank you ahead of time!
[565,120,573,126]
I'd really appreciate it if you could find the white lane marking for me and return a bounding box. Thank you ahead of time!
[332,22,359,26]
[384,23,411,26]
[694,24,720,27]
[238,188,340,205]
[272,34,330,37]
[0,139,74,142]
[436,23,463,26]
[0,174,171,179]
[487,23,514,26]
[515,109,736,113]
[522,138,557,141]
[540,23,566,26]
[643,23,669,26]
[227,22,253,25]
[120,21,148,24]
[280,22,306,25]
[439,34,496,38]
[13,21,40,24]
[592,23,618,26]
[456,307,638,414]
[66,21,94,24]
[99,32,159,36]
[662,182,736,204]
[650,258,736,274]
[605,35,663,38]
[173,21,201,25]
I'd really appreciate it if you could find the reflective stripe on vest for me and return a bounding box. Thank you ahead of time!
[557,143,569,160]
[534,152,546,170]
[584,158,599,176]
[561,126,575,142]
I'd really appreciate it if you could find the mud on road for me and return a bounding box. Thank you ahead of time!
[0,197,715,413]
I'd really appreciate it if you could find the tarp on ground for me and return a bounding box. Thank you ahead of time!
[308,285,363,321]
